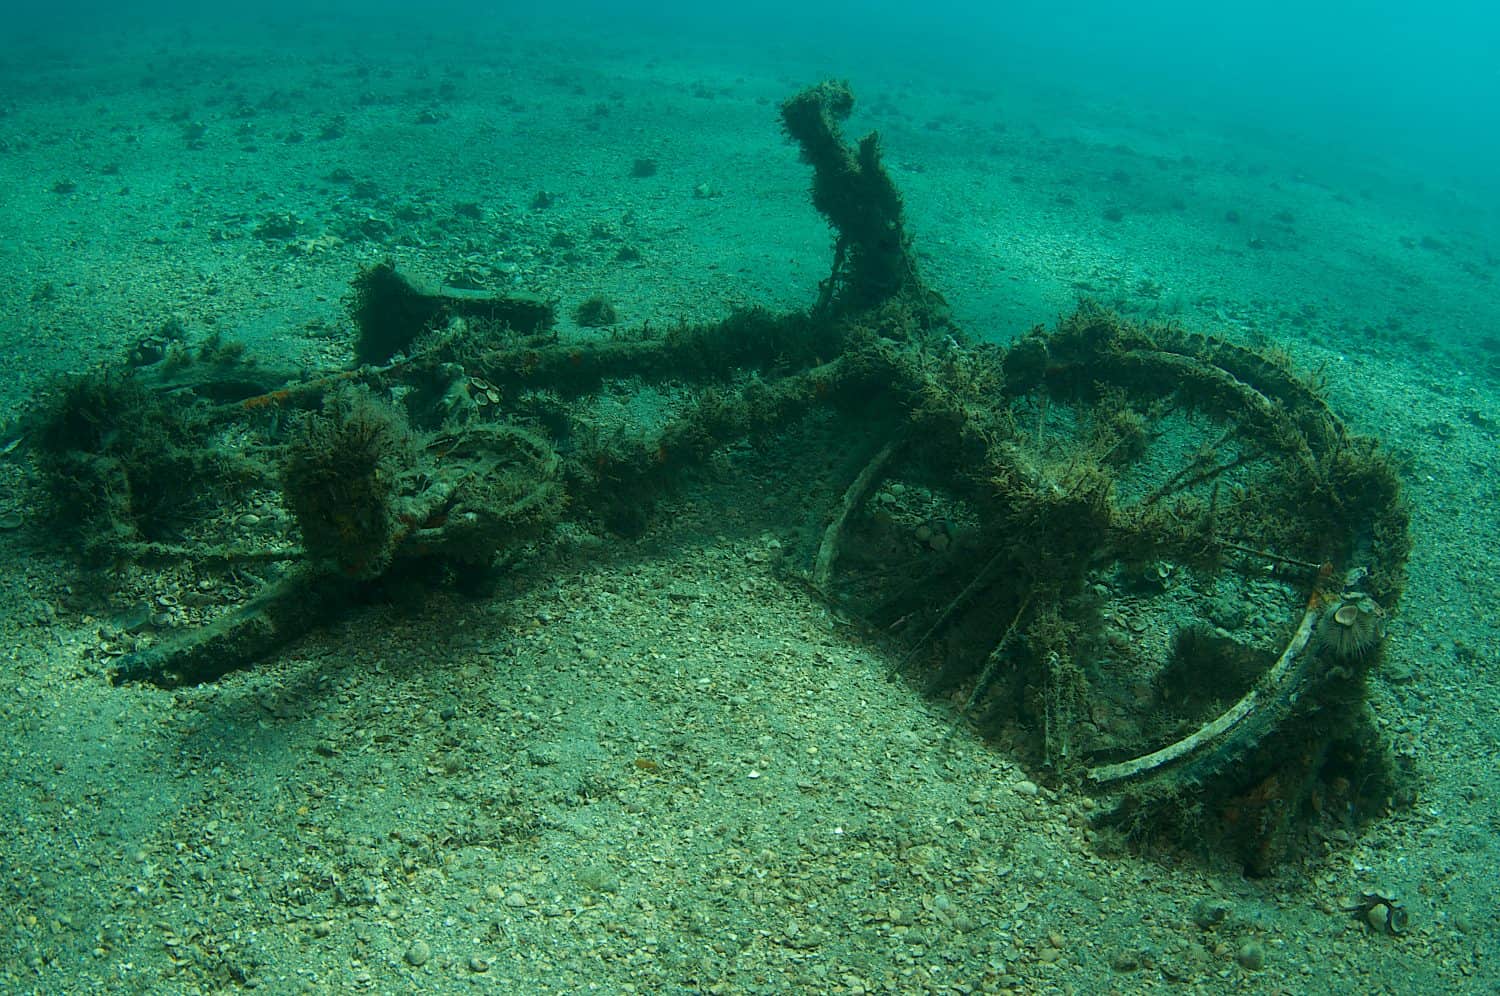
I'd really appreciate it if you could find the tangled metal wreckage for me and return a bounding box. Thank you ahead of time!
[27,82,1410,873]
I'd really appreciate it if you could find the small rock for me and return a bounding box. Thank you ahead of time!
[1013,780,1040,797]
[405,939,431,967]
[1235,940,1265,971]
[1192,898,1230,930]
[468,954,490,973]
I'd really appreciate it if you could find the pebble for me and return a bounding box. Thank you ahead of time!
[1193,898,1230,929]
[405,939,431,967]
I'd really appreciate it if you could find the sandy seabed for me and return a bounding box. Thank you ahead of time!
[1,17,1497,995]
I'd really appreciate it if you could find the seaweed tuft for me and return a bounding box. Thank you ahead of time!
[32,368,212,557]
[281,385,416,578]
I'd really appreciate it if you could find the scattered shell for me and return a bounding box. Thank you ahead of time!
[468,377,502,411]
[1346,891,1408,935]
[128,334,170,367]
